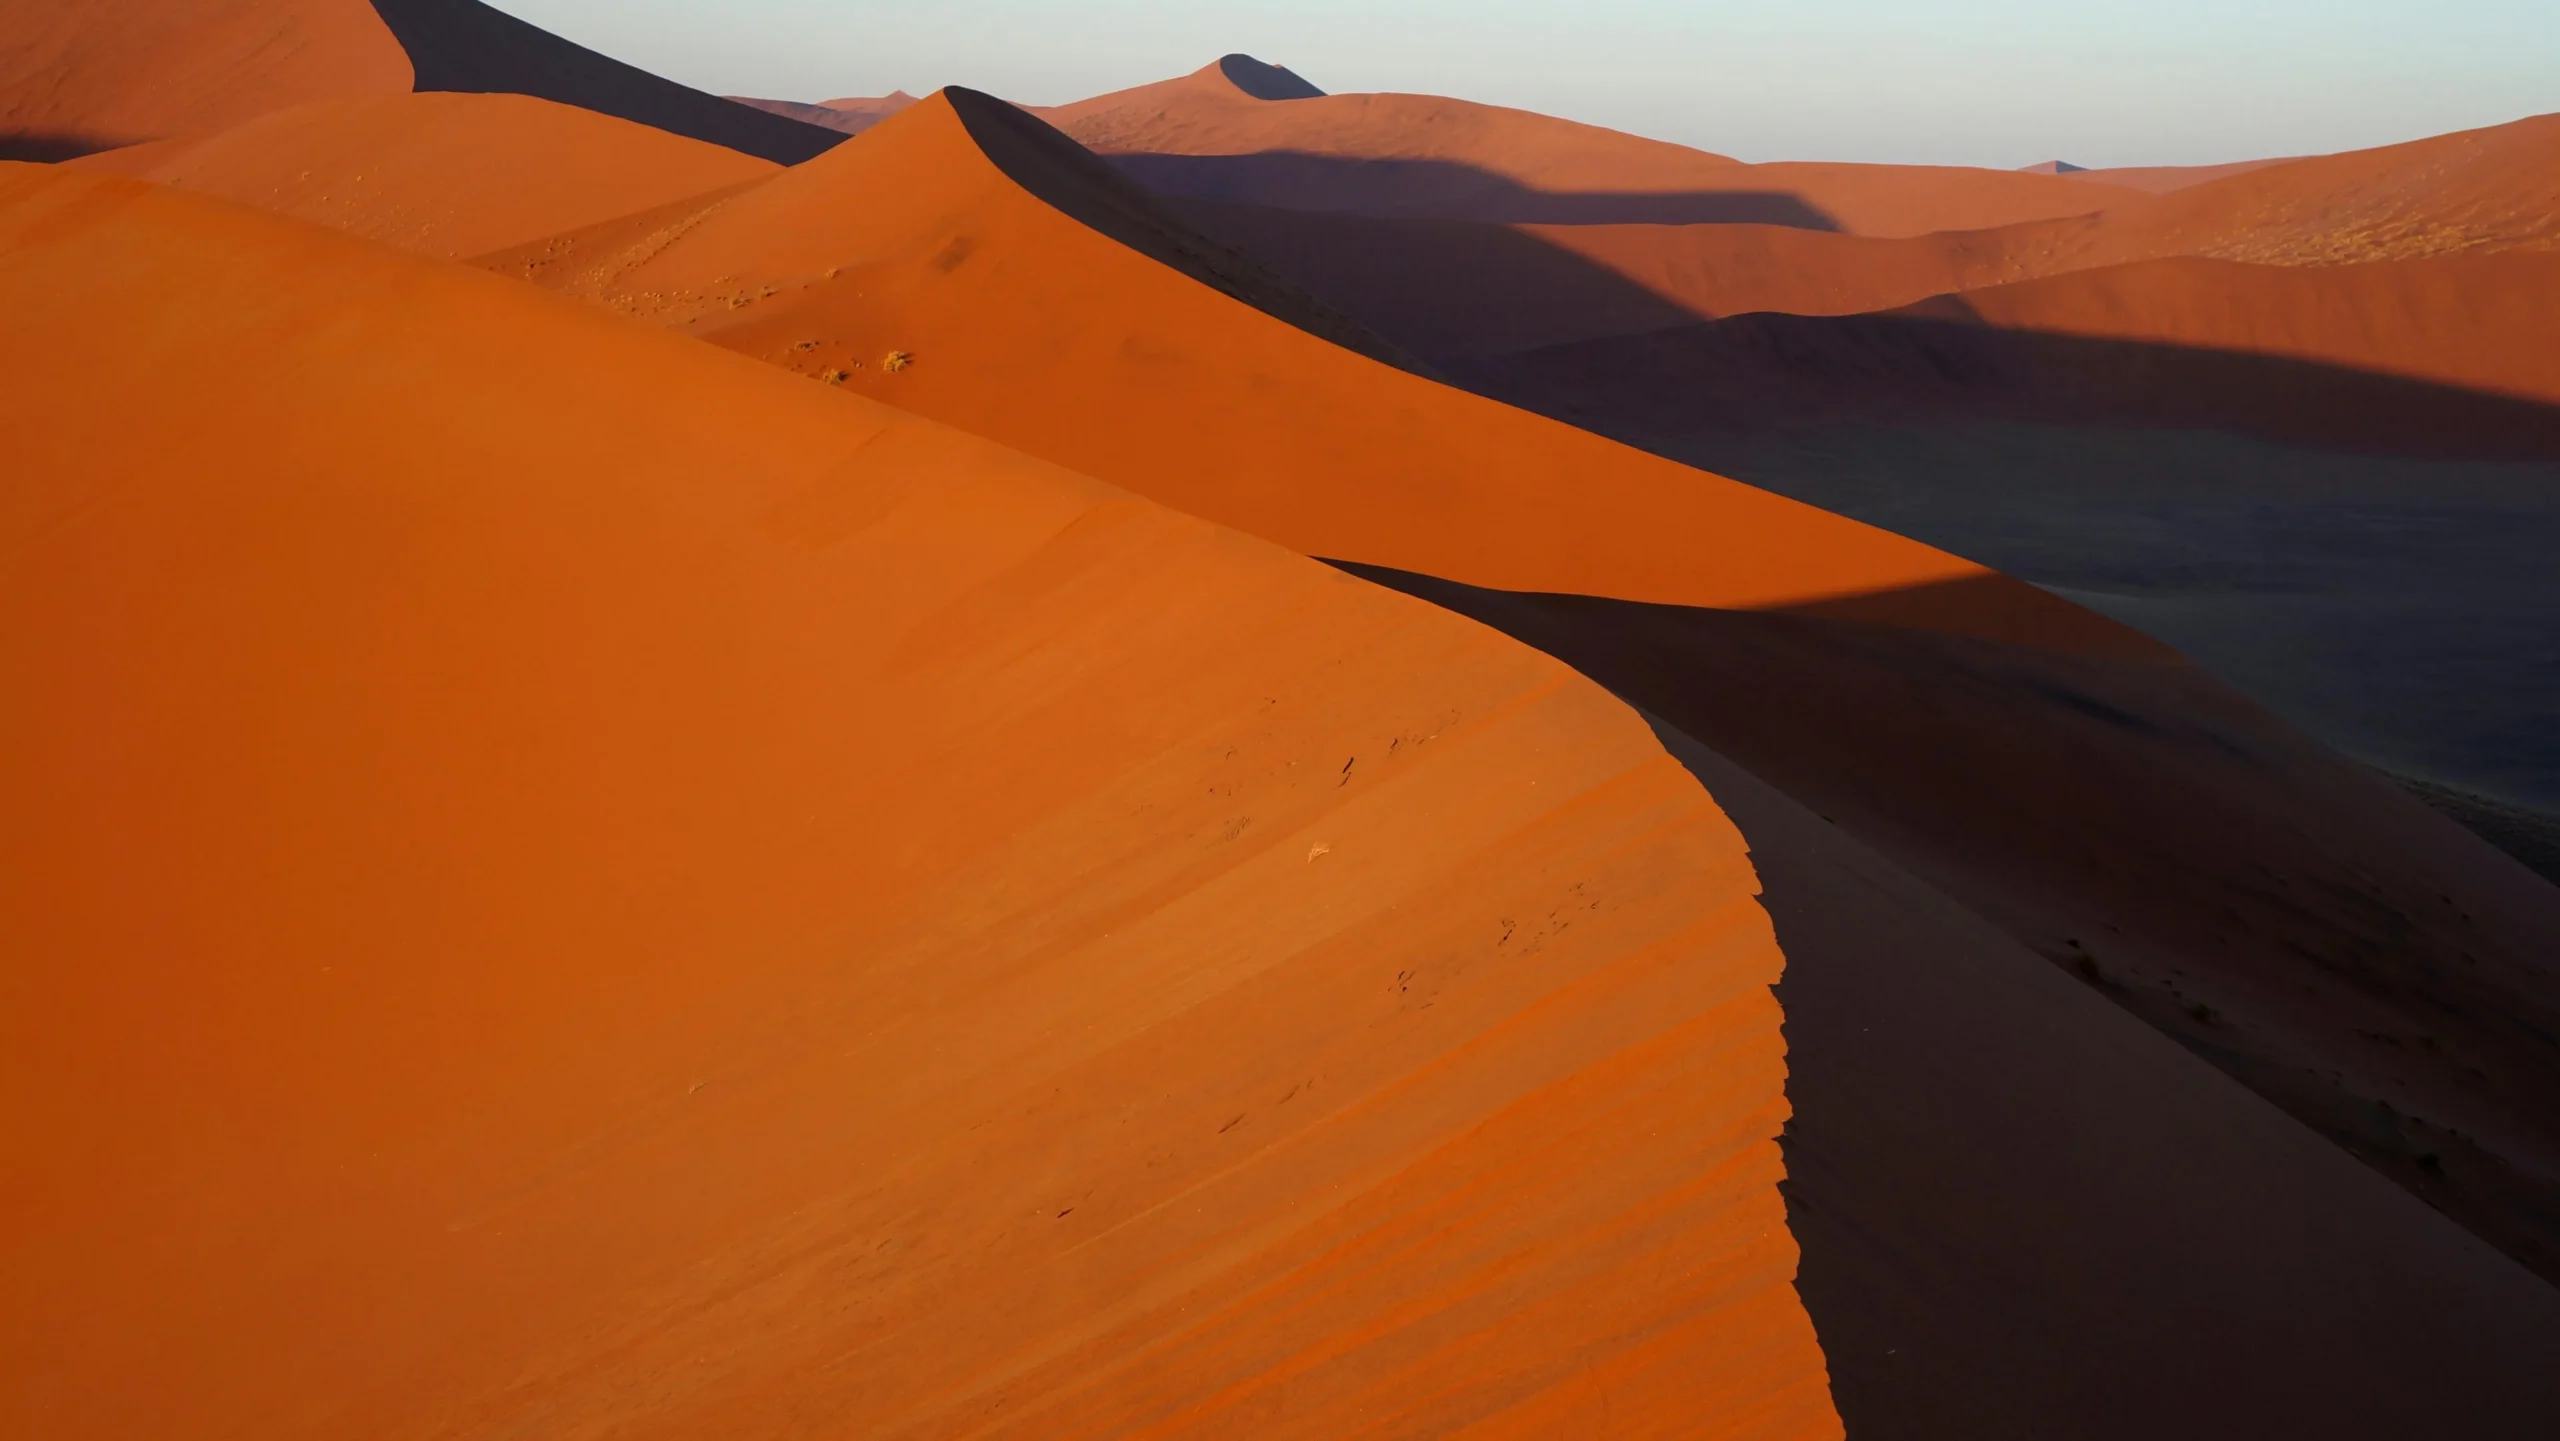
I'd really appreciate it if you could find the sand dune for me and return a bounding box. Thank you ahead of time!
[482,88,2560,1297]
[0,0,409,158]
[70,91,776,259]
[0,160,1839,1439]
[481,88,2118,654]
[0,0,840,165]
[2069,111,2560,266]
[1047,56,2145,236]
[2064,157,2293,195]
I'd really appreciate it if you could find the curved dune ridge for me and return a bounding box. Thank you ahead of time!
[0,161,1839,1439]
[69,90,778,259]
[479,87,2138,656]
[0,0,410,157]
[1046,56,2145,236]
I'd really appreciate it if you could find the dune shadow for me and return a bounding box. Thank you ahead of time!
[1,131,123,163]
[1465,309,2560,463]
[362,0,845,165]
[1326,558,2560,1435]
[1107,150,1843,228]
[1166,197,1703,357]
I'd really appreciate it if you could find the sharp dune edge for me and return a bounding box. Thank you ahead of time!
[0,161,1838,1439]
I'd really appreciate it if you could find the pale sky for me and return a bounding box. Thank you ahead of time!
[490,0,2559,167]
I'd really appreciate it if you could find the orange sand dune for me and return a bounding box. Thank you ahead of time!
[2057,111,2560,268]
[0,0,409,158]
[482,88,2127,654]
[483,89,2560,1295]
[2,0,840,165]
[71,91,776,259]
[1919,248,2560,406]
[1044,57,2143,236]
[0,161,1837,1439]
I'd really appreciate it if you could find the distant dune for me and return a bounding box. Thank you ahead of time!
[0,159,1836,1439]
[71,91,777,258]
[2,0,842,163]
[731,89,916,136]
[1051,55,2144,235]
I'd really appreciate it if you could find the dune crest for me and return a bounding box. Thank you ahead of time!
[0,160,1838,1440]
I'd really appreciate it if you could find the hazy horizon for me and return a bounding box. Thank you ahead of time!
[487,0,2557,168]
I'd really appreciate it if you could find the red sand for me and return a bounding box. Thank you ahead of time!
[0,160,1838,1439]
[70,91,777,259]
[2065,157,2293,195]
[484,89,2134,656]
[0,0,409,156]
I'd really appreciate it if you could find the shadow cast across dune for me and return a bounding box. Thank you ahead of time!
[0,130,123,163]
[1466,307,2560,463]
[1325,560,2560,1435]
[362,0,845,164]
[1107,150,1845,228]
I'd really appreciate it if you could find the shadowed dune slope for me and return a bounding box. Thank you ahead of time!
[0,162,1838,1440]
[70,91,776,259]
[361,0,842,164]
[1479,250,2560,461]
[481,88,2132,656]
[0,0,410,158]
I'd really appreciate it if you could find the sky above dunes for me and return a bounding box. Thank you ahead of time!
[490,0,2558,168]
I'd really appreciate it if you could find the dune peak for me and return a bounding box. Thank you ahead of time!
[2019,159,2089,173]
[1210,53,1326,101]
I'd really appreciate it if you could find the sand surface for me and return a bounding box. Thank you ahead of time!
[70,91,776,258]
[733,90,917,136]
[481,88,2124,655]
[0,161,1839,1439]
[0,0,409,158]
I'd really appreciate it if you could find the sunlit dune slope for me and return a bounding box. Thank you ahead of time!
[0,162,1838,1440]
[70,91,776,258]
[482,88,2133,655]
[2064,157,2292,195]
[1045,57,2142,236]
[1913,249,2560,406]
[0,0,409,158]
[2069,111,2560,266]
